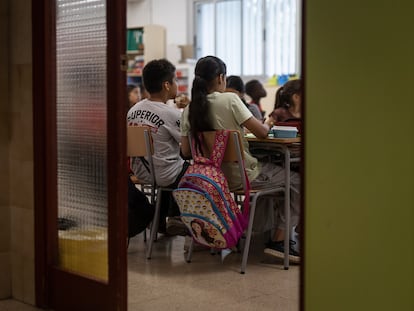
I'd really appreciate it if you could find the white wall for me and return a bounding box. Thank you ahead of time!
[127,0,191,46]
[127,1,151,27]
[126,0,278,113]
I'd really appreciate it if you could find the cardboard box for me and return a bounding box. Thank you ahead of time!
[179,45,194,62]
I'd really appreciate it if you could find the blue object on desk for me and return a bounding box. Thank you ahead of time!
[272,126,298,138]
[277,74,289,86]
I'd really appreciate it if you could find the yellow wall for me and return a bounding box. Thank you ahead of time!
[304,1,414,310]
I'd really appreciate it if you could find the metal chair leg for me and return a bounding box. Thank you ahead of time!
[146,188,162,259]
[240,195,259,274]
[186,238,194,263]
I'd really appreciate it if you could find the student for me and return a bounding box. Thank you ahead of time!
[226,75,262,121]
[180,55,300,263]
[269,79,302,122]
[245,79,267,119]
[127,59,189,236]
[127,84,141,109]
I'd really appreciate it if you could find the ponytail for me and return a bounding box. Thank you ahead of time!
[274,86,287,109]
[189,56,226,153]
[189,75,212,152]
[274,79,301,110]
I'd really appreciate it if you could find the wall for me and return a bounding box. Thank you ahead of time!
[127,0,190,46]
[0,0,11,299]
[0,0,35,304]
[304,1,414,310]
[127,0,279,114]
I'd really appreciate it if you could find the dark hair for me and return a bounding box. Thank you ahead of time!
[126,84,138,109]
[226,75,245,93]
[137,82,145,93]
[189,56,226,152]
[142,59,175,94]
[226,75,249,108]
[274,79,301,110]
[127,84,137,94]
[245,79,266,99]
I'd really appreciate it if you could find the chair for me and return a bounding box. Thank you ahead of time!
[186,130,287,274]
[126,125,174,259]
[127,126,156,202]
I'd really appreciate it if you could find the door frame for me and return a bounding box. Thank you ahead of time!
[33,0,128,310]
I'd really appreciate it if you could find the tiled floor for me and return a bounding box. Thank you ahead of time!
[0,232,299,311]
[127,232,299,311]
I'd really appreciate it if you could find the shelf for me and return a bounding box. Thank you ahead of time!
[127,50,144,56]
[126,25,166,85]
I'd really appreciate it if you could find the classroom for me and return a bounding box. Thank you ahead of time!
[0,0,413,311]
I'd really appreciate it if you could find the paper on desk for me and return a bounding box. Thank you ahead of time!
[244,133,256,138]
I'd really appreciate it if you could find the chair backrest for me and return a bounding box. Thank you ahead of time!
[127,125,156,187]
[200,131,244,162]
[190,130,248,193]
[127,125,153,158]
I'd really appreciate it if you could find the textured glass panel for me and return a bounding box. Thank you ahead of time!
[56,0,108,281]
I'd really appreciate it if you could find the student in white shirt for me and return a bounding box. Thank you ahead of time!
[127,59,189,235]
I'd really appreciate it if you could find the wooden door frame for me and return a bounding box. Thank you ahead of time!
[33,0,128,310]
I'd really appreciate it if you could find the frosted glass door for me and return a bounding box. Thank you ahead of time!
[56,0,108,281]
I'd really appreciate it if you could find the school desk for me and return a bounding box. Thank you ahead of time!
[245,134,301,269]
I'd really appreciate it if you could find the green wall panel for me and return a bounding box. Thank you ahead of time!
[304,1,414,310]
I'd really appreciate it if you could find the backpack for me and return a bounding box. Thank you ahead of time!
[128,176,155,238]
[172,130,250,249]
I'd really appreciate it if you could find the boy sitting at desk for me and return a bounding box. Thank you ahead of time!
[127,59,189,236]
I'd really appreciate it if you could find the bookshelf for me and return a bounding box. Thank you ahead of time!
[126,25,166,84]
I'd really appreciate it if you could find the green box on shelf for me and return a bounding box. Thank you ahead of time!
[127,28,143,52]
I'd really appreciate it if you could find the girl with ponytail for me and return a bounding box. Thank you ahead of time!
[181,55,274,189]
[180,56,301,263]
[270,79,302,122]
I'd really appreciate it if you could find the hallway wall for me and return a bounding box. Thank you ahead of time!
[304,0,414,310]
[0,0,35,304]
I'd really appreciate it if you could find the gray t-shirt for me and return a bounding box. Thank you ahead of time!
[248,103,264,121]
[127,99,184,187]
[181,92,260,190]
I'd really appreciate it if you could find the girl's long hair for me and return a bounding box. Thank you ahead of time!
[274,79,301,110]
[189,56,226,153]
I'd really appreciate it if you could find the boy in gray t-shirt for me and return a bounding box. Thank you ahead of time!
[127,59,189,235]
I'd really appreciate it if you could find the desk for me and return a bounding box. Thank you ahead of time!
[246,135,301,269]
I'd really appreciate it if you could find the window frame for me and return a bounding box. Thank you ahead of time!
[191,0,301,79]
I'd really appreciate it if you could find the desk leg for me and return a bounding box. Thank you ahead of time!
[284,146,290,270]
